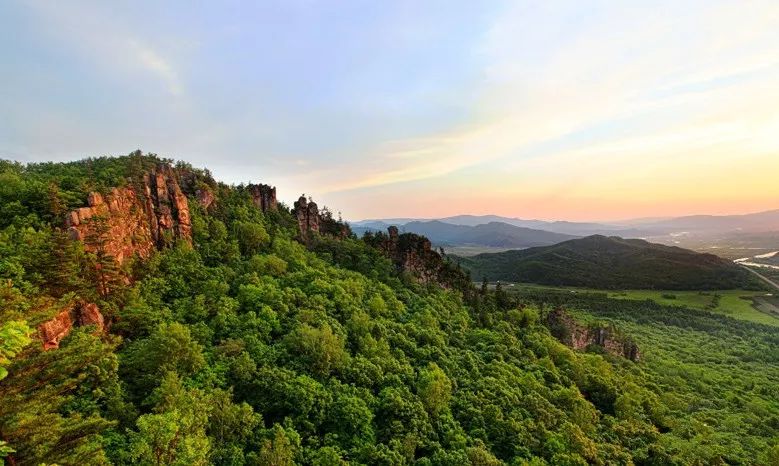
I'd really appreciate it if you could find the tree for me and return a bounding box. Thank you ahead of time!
[121,322,206,400]
[0,320,31,381]
[250,424,300,466]
[128,373,211,466]
[83,215,122,298]
[0,330,117,465]
[284,324,347,377]
[417,362,452,417]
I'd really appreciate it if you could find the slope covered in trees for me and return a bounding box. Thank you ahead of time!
[456,235,760,290]
[0,154,777,465]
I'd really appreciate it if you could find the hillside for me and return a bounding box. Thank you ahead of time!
[353,220,576,248]
[0,154,777,465]
[457,235,759,290]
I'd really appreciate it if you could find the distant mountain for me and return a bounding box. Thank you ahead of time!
[353,209,779,238]
[353,220,577,248]
[353,215,649,237]
[455,235,759,290]
[619,209,779,234]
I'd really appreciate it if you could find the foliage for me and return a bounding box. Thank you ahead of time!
[457,235,762,290]
[0,154,776,465]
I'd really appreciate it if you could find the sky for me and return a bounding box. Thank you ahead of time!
[1,0,778,221]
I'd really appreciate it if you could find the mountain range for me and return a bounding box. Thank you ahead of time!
[352,209,779,251]
[455,235,759,290]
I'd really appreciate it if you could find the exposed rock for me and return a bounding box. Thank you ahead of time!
[367,227,467,288]
[294,196,320,239]
[143,164,193,248]
[39,301,105,350]
[196,186,215,210]
[78,302,105,329]
[248,184,277,212]
[39,309,73,350]
[66,163,192,264]
[546,308,640,361]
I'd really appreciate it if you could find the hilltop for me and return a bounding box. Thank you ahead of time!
[456,235,760,290]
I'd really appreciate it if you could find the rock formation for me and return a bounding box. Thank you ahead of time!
[39,302,105,350]
[143,164,193,248]
[546,308,640,361]
[248,184,277,212]
[66,164,192,264]
[294,196,320,239]
[196,186,215,210]
[369,226,467,288]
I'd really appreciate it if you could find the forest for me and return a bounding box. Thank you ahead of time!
[1,153,778,465]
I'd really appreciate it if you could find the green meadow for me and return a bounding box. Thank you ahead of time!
[501,283,779,327]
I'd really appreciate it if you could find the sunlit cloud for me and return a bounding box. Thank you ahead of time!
[2,0,778,220]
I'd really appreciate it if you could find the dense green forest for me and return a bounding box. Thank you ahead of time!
[1,154,778,465]
[455,235,761,290]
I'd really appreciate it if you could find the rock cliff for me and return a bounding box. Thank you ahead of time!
[294,196,321,239]
[39,302,105,350]
[248,184,277,212]
[546,308,640,361]
[66,164,192,264]
[367,226,468,289]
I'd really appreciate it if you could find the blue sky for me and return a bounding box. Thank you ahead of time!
[2,1,778,220]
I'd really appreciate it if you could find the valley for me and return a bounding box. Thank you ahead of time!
[498,283,779,327]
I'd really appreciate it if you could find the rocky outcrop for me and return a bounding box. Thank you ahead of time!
[196,186,215,210]
[248,184,277,212]
[383,226,436,283]
[366,226,467,288]
[66,164,192,264]
[39,302,105,350]
[143,164,193,248]
[546,308,640,361]
[294,196,320,239]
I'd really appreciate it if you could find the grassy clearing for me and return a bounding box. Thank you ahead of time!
[502,283,779,327]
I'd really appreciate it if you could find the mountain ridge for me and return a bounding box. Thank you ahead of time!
[455,234,760,290]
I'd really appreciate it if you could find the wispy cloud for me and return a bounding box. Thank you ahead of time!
[317,0,779,198]
[128,40,183,96]
[24,1,185,97]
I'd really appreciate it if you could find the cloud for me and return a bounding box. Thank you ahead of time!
[128,40,183,96]
[24,1,185,97]
[316,0,779,195]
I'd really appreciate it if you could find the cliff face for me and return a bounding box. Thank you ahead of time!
[248,184,277,212]
[370,226,466,288]
[294,196,320,239]
[39,302,105,350]
[383,226,435,283]
[66,164,192,264]
[546,308,640,361]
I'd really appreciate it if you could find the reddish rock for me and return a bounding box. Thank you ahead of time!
[39,309,74,350]
[294,196,320,239]
[372,227,448,286]
[66,163,192,264]
[39,302,105,350]
[78,302,105,330]
[248,184,277,211]
[196,187,215,210]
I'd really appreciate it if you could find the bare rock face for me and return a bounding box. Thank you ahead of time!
[377,226,448,286]
[196,186,215,210]
[66,163,192,264]
[294,196,320,239]
[546,308,640,361]
[144,164,193,248]
[39,301,105,350]
[248,184,277,212]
